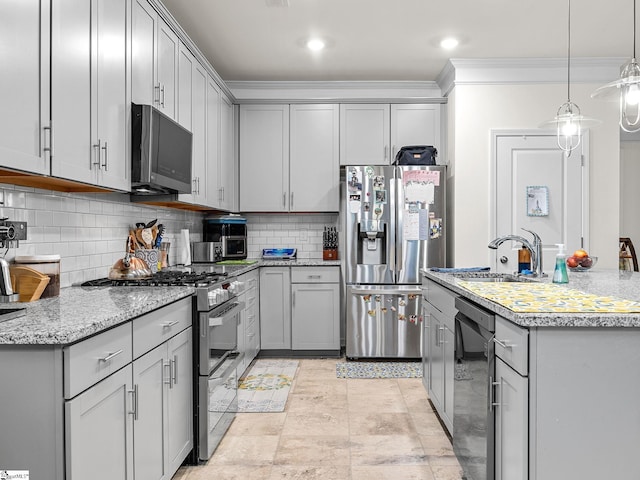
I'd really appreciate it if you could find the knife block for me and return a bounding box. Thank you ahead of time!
[323,249,338,261]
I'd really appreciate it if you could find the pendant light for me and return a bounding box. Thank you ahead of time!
[591,0,640,132]
[540,0,601,155]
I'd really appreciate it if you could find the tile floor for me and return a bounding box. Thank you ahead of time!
[172,357,462,480]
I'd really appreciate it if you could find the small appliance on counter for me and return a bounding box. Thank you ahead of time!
[262,248,297,260]
[203,215,247,260]
[191,241,223,264]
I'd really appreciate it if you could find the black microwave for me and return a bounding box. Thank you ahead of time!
[131,103,193,195]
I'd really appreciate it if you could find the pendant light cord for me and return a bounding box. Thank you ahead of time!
[567,0,571,102]
[634,0,637,59]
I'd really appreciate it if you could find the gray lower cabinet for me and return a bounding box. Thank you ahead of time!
[238,268,260,374]
[421,278,456,434]
[0,296,193,480]
[133,328,193,480]
[66,365,134,479]
[260,266,340,353]
[259,267,291,350]
[291,267,340,351]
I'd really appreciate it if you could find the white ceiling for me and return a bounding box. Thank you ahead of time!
[160,0,635,83]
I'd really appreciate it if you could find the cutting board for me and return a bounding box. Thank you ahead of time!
[457,281,640,313]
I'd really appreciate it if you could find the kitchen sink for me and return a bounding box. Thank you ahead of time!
[451,273,537,283]
[0,307,27,323]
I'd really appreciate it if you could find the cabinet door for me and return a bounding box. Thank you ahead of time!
[180,62,207,204]
[421,300,431,392]
[50,0,92,184]
[66,365,134,480]
[133,345,166,480]
[339,104,390,165]
[131,0,157,106]
[156,18,178,120]
[290,104,339,212]
[259,267,291,349]
[239,105,290,211]
[390,104,441,160]
[219,94,237,211]
[495,357,528,480]
[176,43,194,130]
[291,283,340,350]
[442,323,455,425]
[427,305,445,413]
[0,0,50,175]
[206,75,221,208]
[166,328,193,475]
[93,0,129,191]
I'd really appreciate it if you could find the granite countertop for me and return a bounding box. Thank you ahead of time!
[0,286,194,346]
[423,268,640,328]
[193,258,340,276]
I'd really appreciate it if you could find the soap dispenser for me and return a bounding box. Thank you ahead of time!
[553,243,569,284]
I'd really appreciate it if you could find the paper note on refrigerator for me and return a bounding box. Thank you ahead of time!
[403,210,429,240]
[403,170,438,204]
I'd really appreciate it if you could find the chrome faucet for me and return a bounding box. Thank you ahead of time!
[488,228,545,277]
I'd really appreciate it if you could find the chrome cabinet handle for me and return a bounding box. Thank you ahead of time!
[92,140,101,169]
[172,356,178,386]
[163,320,180,328]
[307,275,321,279]
[291,191,294,208]
[101,141,108,170]
[292,291,296,307]
[164,361,172,386]
[197,177,200,195]
[99,349,123,362]
[128,385,138,420]
[493,337,513,349]
[489,376,502,412]
[154,83,161,104]
[43,123,53,156]
[160,84,165,107]
[283,192,286,208]
[221,187,225,202]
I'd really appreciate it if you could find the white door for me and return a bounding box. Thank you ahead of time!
[493,131,587,275]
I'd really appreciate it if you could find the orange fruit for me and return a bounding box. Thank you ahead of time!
[573,249,588,259]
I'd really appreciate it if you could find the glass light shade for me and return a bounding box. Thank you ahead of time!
[539,101,601,155]
[591,58,640,132]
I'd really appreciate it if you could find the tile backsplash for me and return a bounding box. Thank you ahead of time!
[244,213,339,259]
[0,183,203,287]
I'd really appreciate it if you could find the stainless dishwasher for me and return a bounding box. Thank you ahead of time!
[453,296,496,480]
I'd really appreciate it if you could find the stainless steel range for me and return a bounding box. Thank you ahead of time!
[82,268,246,462]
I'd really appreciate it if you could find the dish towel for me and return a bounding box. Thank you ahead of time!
[430,267,490,273]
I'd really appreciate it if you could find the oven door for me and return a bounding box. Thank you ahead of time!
[198,351,244,460]
[199,300,245,376]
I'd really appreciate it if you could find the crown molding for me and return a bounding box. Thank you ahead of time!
[437,57,627,97]
[227,80,445,103]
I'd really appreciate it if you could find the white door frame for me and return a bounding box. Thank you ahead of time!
[489,129,590,270]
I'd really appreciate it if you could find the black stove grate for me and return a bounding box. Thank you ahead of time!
[81,270,228,288]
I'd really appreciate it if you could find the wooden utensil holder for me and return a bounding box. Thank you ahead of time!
[323,249,338,261]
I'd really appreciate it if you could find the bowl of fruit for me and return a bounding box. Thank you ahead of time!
[566,249,598,272]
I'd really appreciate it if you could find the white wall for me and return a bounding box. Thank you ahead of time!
[450,82,620,269]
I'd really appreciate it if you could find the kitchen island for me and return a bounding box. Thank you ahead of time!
[422,268,640,480]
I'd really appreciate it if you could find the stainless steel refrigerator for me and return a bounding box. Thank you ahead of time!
[344,164,446,359]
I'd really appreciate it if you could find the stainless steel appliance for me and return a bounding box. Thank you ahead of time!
[453,296,496,480]
[131,103,193,195]
[203,215,247,260]
[81,268,246,462]
[344,165,446,358]
[191,241,223,263]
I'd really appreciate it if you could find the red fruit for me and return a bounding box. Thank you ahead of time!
[580,257,593,268]
[566,256,579,268]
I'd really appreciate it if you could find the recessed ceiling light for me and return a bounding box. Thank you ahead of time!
[440,37,459,50]
[306,38,326,52]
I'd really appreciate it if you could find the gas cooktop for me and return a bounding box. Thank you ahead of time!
[81,270,228,288]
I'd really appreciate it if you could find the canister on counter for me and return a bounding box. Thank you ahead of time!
[14,255,61,298]
[518,246,531,273]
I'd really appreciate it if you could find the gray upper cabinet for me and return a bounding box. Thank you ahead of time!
[340,103,441,166]
[219,93,237,212]
[240,104,339,212]
[132,0,178,120]
[0,0,51,176]
[51,0,130,191]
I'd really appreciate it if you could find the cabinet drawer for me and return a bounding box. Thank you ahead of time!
[291,266,339,283]
[494,316,528,376]
[132,297,192,359]
[426,280,457,318]
[64,322,132,399]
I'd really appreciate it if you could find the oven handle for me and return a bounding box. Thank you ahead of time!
[208,352,245,382]
[200,301,245,329]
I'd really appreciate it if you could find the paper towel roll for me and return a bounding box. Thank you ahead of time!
[178,229,191,266]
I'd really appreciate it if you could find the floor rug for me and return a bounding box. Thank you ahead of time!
[237,359,299,412]
[336,361,422,379]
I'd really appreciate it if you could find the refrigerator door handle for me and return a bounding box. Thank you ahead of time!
[389,171,397,279]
